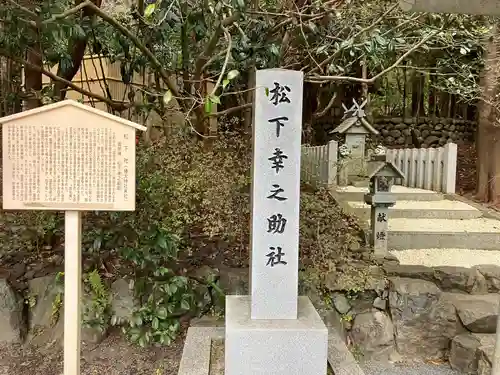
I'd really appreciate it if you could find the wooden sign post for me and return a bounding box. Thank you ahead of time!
[0,100,146,375]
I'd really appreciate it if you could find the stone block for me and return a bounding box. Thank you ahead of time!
[225,295,328,375]
[351,310,395,360]
[450,333,495,375]
[452,293,499,333]
[0,278,24,344]
[389,278,465,359]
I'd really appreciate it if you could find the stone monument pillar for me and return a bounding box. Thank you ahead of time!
[225,69,328,375]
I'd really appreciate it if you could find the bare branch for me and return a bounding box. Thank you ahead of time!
[83,2,183,105]
[0,49,132,110]
[308,30,438,84]
[210,27,232,96]
[309,3,400,75]
[208,103,252,118]
[193,12,240,81]
[7,0,37,19]
[314,92,337,119]
[42,0,92,25]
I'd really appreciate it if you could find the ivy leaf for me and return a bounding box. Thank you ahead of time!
[163,90,173,106]
[204,99,213,114]
[227,69,239,80]
[316,45,328,54]
[181,300,190,310]
[152,317,159,330]
[73,24,86,40]
[210,95,221,105]
[222,79,230,89]
[156,233,168,249]
[144,3,156,18]
[157,307,168,319]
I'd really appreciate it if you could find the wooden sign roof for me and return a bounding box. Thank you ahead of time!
[0,100,147,131]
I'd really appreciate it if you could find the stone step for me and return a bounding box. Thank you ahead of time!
[389,248,500,268]
[335,186,444,202]
[385,218,500,250]
[348,200,482,220]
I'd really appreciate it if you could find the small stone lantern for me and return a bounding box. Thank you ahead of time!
[364,154,405,256]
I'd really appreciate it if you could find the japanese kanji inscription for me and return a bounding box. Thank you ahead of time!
[250,69,303,320]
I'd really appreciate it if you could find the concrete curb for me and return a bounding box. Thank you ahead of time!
[346,205,481,220]
[445,193,500,221]
[177,326,365,375]
[333,190,444,202]
[388,231,500,251]
[177,327,224,375]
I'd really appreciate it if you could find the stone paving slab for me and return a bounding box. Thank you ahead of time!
[335,186,443,202]
[177,327,224,375]
[347,200,481,220]
[368,218,500,250]
[388,218,500,232]
[391,248,500,268]
[177,326,364,375]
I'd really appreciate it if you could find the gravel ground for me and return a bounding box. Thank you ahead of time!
[361,361,459,375]
[349,200,478,211]
[391,248,500,268]
[388,217,500,232]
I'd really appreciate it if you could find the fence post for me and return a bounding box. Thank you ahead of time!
[443,142,457,194]
[327,140,338,187]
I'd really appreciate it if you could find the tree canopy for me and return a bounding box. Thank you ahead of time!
[0,0,492,133]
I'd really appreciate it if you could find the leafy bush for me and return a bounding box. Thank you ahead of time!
[116,227,193,346]
[83,269,112,334]
[0,116,364,346]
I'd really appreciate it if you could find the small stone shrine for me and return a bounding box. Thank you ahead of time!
[225,69,328,375]
[364,153,404,256]
[330,99,379,185]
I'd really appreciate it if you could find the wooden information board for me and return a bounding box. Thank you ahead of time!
[1,100,145,211]
[0,100,146,375]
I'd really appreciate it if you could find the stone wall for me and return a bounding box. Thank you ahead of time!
[319,258,500,374]
[373,117,477,147]
[215,259,499,374]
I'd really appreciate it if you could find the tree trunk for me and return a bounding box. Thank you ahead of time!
[53,0,102,100]
[24,46,42,110]
[428,71,436,117]
[411,71,426,117]
[475,24,500,203]
[438,92,450,118]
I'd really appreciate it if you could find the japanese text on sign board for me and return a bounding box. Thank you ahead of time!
[265,82,292,268]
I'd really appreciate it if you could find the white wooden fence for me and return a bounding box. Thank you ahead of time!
[386,142,457,194]
[301,140,338,187]
[301,141,458,194]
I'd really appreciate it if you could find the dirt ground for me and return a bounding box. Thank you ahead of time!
[0,329,186,375]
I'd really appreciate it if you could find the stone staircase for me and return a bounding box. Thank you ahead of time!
[334,186,500,254]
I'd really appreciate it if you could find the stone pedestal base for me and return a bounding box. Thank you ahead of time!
[225,296,328,375]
